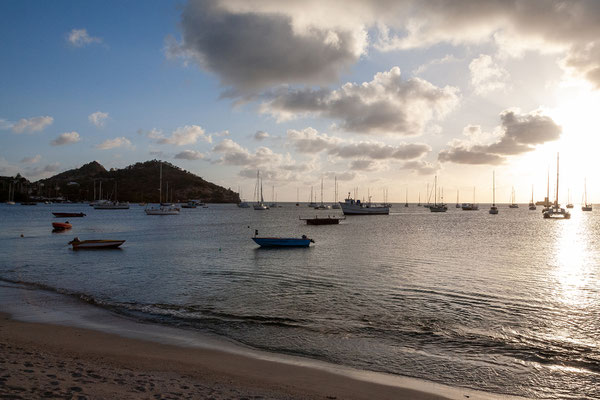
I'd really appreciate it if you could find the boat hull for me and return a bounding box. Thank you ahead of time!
[52,212,86,217]
[339,202,389,215]
[301,217,344,225]
[252,237,313,247]
[94,202,130,209]
[145,206,180,215]
[52,222,72,230]
[69,239,125,249]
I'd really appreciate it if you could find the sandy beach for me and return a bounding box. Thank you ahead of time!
[0,312,458,400]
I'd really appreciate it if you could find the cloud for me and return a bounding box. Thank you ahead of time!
[323,171,356,181]
[165,1,600,91]
[174,150,206,160]
[438,109,562,165]
[254,130,269,140]
[166,0,367,95]
[413,54,460,75]
[20,155,41,164]
[349,159,380,171]
[401,160,439,175]
[96,137,132,150]
[11,116,53,133]
[89,111,109,127]
[138,128,164,139]
[262,67,459,136]
[213,138,282,167]
[469,54,509,95]
[157,125,211,146]
[67,28,103,47]
[51,132,80,146]
[286,127,430,161]
[212,138,310,182]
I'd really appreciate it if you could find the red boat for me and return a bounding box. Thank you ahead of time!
[52,212,86,217]
[52,222,72,230]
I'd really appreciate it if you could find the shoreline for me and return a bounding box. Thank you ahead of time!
[0,283,522,400]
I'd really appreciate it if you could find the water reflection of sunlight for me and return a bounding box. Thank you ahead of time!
[551,211,593,308]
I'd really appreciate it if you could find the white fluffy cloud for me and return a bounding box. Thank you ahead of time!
[96,137,132,150]
[89,111,109,128]
[174,150,206,160]
[469,55,509,95]
[286,128,430,161]
[157,125,211,146]
[20,155,41,164]
[67,29,103,47]
[262,67,459,136]
[11,116,53,133]
[439,109,562,164]
[51,132,80,146]
[254,130,269,140]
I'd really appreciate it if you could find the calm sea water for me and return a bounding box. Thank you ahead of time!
[1,203,599,399]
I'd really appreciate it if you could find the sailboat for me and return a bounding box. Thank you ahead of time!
[543,153,570,219]
[253,171,269,210]
[94,181,130,209]
[528,185,536,210]
[237,186,250,208]
[145,162,180,215]
[541,169,551,213]
[269,186,278,208]
[6,181,15,205]
[308,186,317,208]
[404,188,409,207]
[566,188,574,208]
[296,188,300,206]
[489,171,498,214]
[455,189,460,208]
[582,178,592,211]
[417,192,421,207]
[430,176,447,212]
[461,187,479,210]
[508,187,518,208]
[331,177,341,209]
[314,178,331,209]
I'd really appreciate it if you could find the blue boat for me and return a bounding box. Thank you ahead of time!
[252,230,314,247]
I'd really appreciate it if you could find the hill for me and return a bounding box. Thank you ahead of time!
[35,160,240,203]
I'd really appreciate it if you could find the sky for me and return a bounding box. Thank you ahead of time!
[2,0,600,203]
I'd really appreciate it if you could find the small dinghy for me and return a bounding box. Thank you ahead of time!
[52,221,72,230]
[252,230,314,247]
[68,237,125,250]
[52,212,86,217]
[299,215,345,225]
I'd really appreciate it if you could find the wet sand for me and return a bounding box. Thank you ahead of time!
[0,312,454,400]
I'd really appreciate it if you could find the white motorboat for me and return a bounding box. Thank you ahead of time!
[339,193,389,215]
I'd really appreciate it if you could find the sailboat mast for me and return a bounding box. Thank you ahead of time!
[335,176,337,202]
[434,176,437,206]
[546,168,550,207]
[159,163,162,204]
[493,171,496,206]
[556,153,560,207]
[320,177,323,205]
